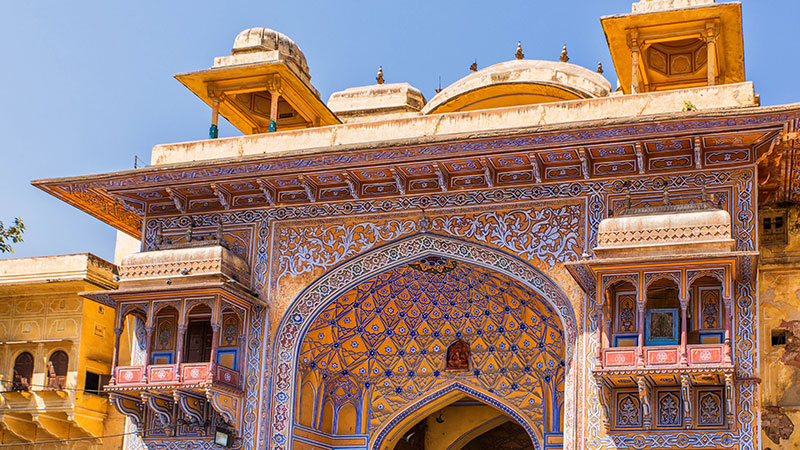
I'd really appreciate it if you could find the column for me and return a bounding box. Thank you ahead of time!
[175,326,187,367]
[142,326,153,382]
[706,23,717,86]
[680,298,688,365]
[210,98,220,139]
[630,31,640,94]
[723,297,733,364]
[110,327,123,383]
[637,304,645,367]
[268,91,280,132]
[596,303,604,364]
[207,324,221,383]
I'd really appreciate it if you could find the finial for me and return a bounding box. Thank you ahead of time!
[597,62,604,74]
[469,59,478,72]
[560,45,569,63]
[376,66,384,85]
[435,76,442,94]
[515,41,524,60]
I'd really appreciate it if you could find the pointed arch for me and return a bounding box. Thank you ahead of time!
[267,233,577,450]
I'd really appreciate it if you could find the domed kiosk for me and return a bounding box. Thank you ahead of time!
[422,59,612,115]
[175,27,340,136]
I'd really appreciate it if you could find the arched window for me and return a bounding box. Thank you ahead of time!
[12,352,34,392]
[47,351,69,389]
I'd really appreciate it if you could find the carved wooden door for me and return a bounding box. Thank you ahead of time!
[184,321,213,363]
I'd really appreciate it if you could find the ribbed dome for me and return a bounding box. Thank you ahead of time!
[422,59,612,115]
[225,27,310,78]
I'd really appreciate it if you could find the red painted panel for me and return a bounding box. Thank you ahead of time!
[182,362,210,383]
[645,347,679,365]
[603,349,637,367]
[215,365,241,389]
[148,364,178,384]
[115,366,144,385]
[688,345,724,364]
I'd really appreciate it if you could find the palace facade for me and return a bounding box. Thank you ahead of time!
[28,0,800,449]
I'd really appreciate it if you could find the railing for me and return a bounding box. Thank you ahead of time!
[113,363,241,389]
[600,343,727,369]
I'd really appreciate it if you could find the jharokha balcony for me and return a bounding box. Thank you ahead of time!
[81,222,264,441]
[566,190,756,431]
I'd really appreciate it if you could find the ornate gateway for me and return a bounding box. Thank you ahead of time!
[30,1,800,449]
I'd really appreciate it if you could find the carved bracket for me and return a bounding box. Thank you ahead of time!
[637,375,652,430]
[680,373,692,430]
[142,392,175,434]
[110,393,145,432]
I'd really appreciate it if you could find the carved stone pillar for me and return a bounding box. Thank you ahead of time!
[175,325,187,368]
[724,297,733,365]
[210,98,220,139]
[596,303,604,365]
[706,23,718,86]
[143,326,153,382]
[637,304,645,367]
[629,31,640,94]
[207,324,221,383]
[680,297,689,365]
[110,327,123,383]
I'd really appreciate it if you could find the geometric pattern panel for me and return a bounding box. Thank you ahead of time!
[298,257,566,446]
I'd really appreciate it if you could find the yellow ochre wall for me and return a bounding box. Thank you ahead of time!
[0,253,121,449]
[760,205,800,449]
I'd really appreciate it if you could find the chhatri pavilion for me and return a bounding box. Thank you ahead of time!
[28,0,800,449]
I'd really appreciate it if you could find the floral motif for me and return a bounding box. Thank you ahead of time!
[658,392,681,427]
[618,394,642,427]
[699,391,723,426]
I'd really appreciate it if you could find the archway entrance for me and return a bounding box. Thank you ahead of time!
[390,394,534,450]
[291,249,566,450]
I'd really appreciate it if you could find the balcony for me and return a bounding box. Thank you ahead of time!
[111,362,241,391]
[601,343,727,368]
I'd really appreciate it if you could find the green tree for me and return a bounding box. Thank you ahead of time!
[0,218,25,253]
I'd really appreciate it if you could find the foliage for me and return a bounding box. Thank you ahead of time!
[0,218,25,253]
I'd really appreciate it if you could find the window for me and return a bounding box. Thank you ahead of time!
[761,209,788,244]
[772,329,788,347]
[12,352,34,392]
[47,351,69,390]
[84,371,111,396]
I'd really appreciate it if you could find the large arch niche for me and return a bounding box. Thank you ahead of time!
[267,234,577,450]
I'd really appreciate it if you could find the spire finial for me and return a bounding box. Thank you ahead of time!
[435,75,442,94]
[515,41,524,60]
[376,66,384,85]
[560,45,569,63]
[597,62,604,74]
[469,58,478,72]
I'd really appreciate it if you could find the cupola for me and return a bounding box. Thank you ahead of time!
[175,27,340,137]
[601,0,745,93]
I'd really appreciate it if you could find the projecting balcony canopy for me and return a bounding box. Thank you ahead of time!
[31,104,798,239]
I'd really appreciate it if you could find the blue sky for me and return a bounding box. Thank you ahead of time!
[1,0,798,262]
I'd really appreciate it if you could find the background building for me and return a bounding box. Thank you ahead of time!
[0,253,125,449]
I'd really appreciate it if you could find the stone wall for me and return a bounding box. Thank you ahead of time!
[759,204,800,448]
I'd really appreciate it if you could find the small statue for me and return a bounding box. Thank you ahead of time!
[446,340,470,370]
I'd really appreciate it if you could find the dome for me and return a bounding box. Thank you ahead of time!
[594,203,734,258]
[214,28,310,80]
[422,59,612,115]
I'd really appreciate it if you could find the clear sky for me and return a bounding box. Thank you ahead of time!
[1,0,798,262]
